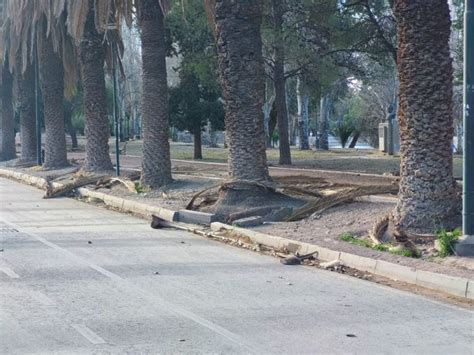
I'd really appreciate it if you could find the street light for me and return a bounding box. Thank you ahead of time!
[34,43,42,166]
[457,0,474,255]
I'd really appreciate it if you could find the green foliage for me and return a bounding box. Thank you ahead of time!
[169,72,224,134]
[340,233,372,248]
[332,115,354,148]
[340,233,419,258]
[167,0,224,135]
[134,182,149,194]
[436,229,462,257]
[388,247,418,258]
[72,113,85,135]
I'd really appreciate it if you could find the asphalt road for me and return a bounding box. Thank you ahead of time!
[0,178,472,354]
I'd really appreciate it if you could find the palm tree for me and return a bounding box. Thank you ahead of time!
[14,56,37,163]
[38,18,69,169]
[207,0,271,183]
[390,0,460,235]
[78,0,113,172]
[1,60,16,161]
[137,0,172,187]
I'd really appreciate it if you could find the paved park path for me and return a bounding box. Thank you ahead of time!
[0,178,472,354]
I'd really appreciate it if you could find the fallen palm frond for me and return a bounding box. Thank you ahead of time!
[185,184,221,210]
[279,186,322,198]
[285,185,398,222]
[94,176,137,193]
[227,206,281,223]
[369,214,390,245]
[44,175,106,199]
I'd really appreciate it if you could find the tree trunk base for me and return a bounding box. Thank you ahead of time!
[211,181,304,221]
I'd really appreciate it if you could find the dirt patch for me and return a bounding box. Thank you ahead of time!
[97,175,217,212]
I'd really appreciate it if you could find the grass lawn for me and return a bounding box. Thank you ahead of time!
[111,140,463,177]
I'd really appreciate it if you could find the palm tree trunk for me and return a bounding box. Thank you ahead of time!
[213,0,270,183]
[391,0,460,234]
[137,0,172,188]
[14,57,37,163]
[272,0,291,165]
[38,22,68,169]
[79,1,113,172]
[1,62,16,161]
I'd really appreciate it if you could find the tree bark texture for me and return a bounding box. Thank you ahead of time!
[79,1,113,171]
[297,76,309,150]
[138,0,172,187]
[213,0,271,182]
[193,127,202,160]
[64,101,78,149]
[38,23,68,169]
[348,131,360,148]
[319,96,329,150]
[1,62,16,161]
[391,0,460,233]
[272,0,291,165]
[14,59,37,162]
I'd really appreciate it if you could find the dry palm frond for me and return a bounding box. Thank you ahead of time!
[286,185,398,222]
[369,214,390,245]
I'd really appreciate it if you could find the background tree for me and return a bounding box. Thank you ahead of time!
[169,72,224,159]
[270,0,292,164]
[1,58,16,161]
[390,0,460,235]
[168,0,224,160]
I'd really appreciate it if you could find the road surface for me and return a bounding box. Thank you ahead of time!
[0,178,472,354]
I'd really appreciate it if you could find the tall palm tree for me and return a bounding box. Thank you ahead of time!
[14,56,37,163]
[207,0,271,183]
[79,0,113,172]
[0,59,16,161]
[391,0,460,234]
[38,18,69,169]
[137,0,172,187]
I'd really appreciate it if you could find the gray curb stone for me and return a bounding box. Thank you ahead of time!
[210,222,473,300]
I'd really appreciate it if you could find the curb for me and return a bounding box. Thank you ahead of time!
[75,187,178,222]
[1,167,472,300]
[210,222,473,300]
[0,167,178,222]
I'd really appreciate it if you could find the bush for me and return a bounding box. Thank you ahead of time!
[436,228,462,257]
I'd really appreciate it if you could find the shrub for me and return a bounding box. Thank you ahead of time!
[436,228,462,257]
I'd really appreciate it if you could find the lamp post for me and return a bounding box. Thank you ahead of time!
[457,0,474,255]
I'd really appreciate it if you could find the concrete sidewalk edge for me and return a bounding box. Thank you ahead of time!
[210,222,473,300]
[1,167,472,300]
